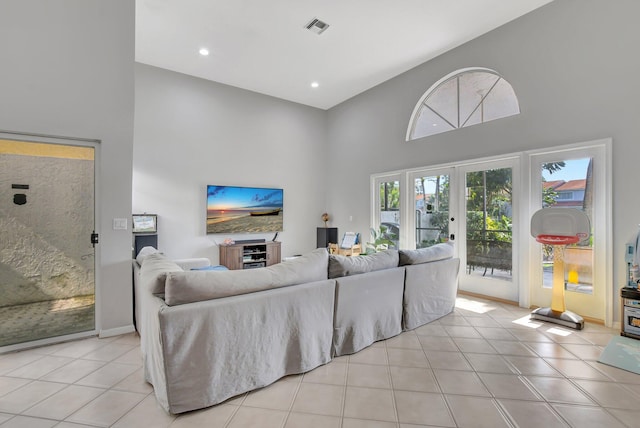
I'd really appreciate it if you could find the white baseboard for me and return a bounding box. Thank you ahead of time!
[612,321,621,331]
[99,324,135,338]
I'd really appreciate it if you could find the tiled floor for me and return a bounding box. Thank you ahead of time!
[0,296,94,347]
[1,295,640,427]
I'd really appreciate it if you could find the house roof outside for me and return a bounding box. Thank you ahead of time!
[543,180,565,190]
[555,179,586,192]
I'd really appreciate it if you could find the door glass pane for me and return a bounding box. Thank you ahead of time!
[414,174,449,249]
[0,139,95,347]
[378,180,400,250]
[465,168,513,281]
[540,158,593,294]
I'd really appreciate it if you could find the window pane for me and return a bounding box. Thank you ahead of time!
[412,105,455,139]
[481,77,520,122]
[415,174,449,249]
[378,180,400,250]
[540,158,593,294]
[425,78,458,127]
[466,168,513,281]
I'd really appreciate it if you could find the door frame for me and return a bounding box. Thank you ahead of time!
[0,130,101,353]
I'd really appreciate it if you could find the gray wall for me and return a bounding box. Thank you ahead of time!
[326,0,640,319]
[133,64,328,260]
[0,1,135,334]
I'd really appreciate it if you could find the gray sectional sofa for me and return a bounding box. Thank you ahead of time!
[133,243,459,414]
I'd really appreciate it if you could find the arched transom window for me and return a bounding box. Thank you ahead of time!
[406,67,520,141]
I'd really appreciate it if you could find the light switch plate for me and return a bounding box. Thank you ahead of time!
[113,218,128,230]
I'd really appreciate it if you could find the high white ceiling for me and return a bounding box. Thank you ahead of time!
[135,0,553,110]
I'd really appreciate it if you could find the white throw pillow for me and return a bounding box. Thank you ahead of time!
[136,246,159,264]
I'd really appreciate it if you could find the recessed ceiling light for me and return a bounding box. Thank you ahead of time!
[310,82,319,88]
[199,48,209,56]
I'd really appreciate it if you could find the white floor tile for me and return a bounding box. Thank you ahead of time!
[66,389,147,427]
[552,403,627,428]
[0,380,66,413]
[22,385,104,420]
[445,395,511,427]
[111,394,175,428]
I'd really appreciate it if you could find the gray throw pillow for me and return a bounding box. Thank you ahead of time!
[398,242,454,266]
[138,253,183,294]
[328,249,399,278]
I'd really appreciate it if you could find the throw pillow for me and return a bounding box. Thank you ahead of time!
[138,253,183,294]
[136,246,159,264]
[328,249,399,278]
[398,242,454,266]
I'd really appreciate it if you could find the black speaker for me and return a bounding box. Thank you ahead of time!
[317,227,338,248]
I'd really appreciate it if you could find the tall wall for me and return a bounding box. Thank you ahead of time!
[326,0,640,319]
[0,1,135,335]
[133,64,328,260]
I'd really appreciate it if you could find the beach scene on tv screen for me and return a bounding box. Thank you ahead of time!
[207,185,283,234]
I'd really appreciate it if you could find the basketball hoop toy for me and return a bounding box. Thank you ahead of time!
[530,208,591,330]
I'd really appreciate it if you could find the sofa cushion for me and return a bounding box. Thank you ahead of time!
[398,242,454,266]
[328,249,399,278]
[164,248,329,306]
[138,253,183,294]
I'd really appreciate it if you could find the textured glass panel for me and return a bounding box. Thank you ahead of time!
[425,78,458,127]
[412,105,456,139]
[482,77,520,122]
[459,72,499,124]
[461,108,482,128]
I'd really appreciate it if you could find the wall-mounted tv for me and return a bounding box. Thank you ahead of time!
[132,214,157,234]
[206,185,283,234]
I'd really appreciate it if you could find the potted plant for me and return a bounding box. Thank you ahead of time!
[366,225,397,254]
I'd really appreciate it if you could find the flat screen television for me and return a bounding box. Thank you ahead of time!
[132,214,157,234]
[206,185,283,234]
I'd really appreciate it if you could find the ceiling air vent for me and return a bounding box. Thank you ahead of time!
[305,18,330,35]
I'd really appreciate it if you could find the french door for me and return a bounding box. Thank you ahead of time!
[373,140,611,319]
[406,159,519,303]
[457,158,519,302]
[528,144,610,322]
[0,135,97,351]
